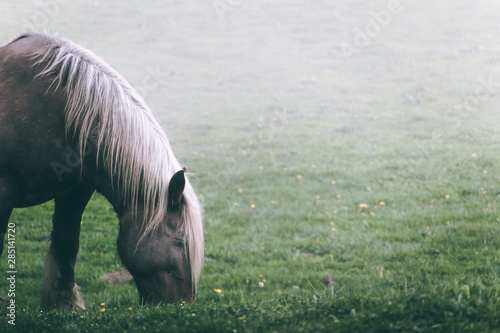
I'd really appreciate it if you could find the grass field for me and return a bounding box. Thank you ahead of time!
[1,1,500,332]
[1,97,499,332]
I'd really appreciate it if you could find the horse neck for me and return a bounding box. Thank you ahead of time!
[94,170,130,219]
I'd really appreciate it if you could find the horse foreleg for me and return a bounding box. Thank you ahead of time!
[40,183,94,310]
[0,205,12,302]
[0,206,13,258]
[0,176,16,258]
[0,177,16,304]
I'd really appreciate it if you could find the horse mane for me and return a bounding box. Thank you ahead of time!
[16,32,203,292]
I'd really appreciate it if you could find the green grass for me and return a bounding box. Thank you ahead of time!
[1,106,499,332]
[1,1,500,331]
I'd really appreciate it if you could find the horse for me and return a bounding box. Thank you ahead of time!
[0,32,203,309]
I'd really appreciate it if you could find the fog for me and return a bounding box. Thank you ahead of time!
[3,0,500,157]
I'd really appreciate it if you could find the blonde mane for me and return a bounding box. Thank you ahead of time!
[21,32,203,292]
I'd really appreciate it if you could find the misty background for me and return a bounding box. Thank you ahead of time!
[2,0,500,176]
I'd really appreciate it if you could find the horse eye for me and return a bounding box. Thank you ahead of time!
[175,238,185,248]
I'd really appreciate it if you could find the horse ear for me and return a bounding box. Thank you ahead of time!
[168,169,186,211]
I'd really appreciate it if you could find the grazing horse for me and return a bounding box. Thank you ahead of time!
[0,32,203,309]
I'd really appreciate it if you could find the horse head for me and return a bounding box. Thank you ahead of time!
[117,170,196,304]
